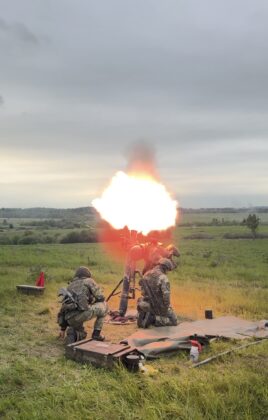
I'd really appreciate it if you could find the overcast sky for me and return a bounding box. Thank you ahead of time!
[0,0,267,208]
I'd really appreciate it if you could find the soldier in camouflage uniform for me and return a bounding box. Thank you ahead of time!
[142,239,180,274]
[57,266,108,344]
[118,238,180,316]
[137,258,177,328]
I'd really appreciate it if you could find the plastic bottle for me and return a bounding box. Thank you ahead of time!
[190,345,199,362]
[189,340,202,363]
[138,361,148,373]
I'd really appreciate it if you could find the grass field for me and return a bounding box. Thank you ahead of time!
[0,220,268,419]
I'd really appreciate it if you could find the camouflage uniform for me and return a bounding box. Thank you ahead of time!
[142,242,169,274]
[137,263,177,328]
[142,242,180,275]
[58,268,108,342]
[118,238,180,316]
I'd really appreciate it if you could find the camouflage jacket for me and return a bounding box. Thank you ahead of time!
[67,276,104,309]
[139,267,171,316]
[57,276,105,328]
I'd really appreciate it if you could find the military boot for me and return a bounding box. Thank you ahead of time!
[137,310,146,328]
[137,311,155,328]
[92,329,105,341]
[64,327,77,345]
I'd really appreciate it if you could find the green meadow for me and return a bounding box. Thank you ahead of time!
[0,214,268,419]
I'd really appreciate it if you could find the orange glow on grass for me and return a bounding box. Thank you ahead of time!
[92,171,178,235]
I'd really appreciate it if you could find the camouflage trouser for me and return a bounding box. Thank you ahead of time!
[137,298,177,327]
[154,307,178,327]
[65,301,109,338]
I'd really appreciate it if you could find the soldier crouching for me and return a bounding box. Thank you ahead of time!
[57,266,108,344]
[137,258,178,328]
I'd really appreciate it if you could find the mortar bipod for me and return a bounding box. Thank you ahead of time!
[128,270,142,299]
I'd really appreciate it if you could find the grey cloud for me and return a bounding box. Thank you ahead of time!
[0,0,268,207]
[0,17,8,31]
[13,22,39,45]
[1,1,268,113]
[0,95,4,106]
[0,16,39,45]
[126,141,157,176]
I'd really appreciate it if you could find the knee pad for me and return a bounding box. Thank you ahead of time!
[64,327,77,345]
[76,330,87,341]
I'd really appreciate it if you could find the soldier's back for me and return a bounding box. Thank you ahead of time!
[67,278,92,310]
[67,278,85,294]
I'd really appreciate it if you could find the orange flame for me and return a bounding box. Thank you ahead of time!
[92,171,178,235]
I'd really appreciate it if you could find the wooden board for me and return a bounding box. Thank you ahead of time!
[16,285,45,295]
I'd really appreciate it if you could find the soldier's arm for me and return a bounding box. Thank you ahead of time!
[139,277,147,298]
[160,247,170,258]
[160,275,171,307]
[85,278,105,302]
[57,307,68,338]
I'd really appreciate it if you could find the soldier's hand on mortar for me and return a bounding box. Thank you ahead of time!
[59,330,66,339]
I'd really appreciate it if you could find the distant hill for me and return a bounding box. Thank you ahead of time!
[0,207,98,220]
[0,206,267,220]
[181,207,268,214]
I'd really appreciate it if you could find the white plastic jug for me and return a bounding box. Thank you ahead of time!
[190,345,199,363]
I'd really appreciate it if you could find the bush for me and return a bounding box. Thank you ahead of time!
[242,214,260,238]
[42,235,55,244]
[183,233,214,240]
[18,235,39,245]
[60,230,97,244]
[0,236,11,245]
[223,233,268,240]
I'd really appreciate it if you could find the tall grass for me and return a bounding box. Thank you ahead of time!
[0,228,268,419]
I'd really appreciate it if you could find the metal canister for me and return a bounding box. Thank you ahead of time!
[205,309,213,319]
[125,355,140,372]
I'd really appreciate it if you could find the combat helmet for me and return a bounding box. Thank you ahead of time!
[166,244,180,257]
[158,258,174,271]
[74,266,92,278]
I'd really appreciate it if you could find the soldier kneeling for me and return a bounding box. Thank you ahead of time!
[57,266,108,344]
[137,258,177,328]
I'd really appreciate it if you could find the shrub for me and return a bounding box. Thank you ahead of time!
[60,230,97,244]
[42,235,55,244]
[0,236,11,245]
[18,235,39,245]
[183,233,214,240]
[243,214,260,238]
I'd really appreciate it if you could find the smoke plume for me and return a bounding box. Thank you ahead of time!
[126,141,158,178]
